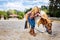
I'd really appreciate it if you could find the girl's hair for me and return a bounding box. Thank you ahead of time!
[31,6,40,15]
[31,6,40,12]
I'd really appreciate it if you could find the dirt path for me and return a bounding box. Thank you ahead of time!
[0,20,60,40]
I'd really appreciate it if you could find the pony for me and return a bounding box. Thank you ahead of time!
[37,17,53,34]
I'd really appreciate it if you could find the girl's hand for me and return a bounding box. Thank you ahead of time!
[37,13,41,17]
[35,14,38,17]
[35,13,40,17]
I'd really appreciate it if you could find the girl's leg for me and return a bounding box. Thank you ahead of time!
[28,17,36,36]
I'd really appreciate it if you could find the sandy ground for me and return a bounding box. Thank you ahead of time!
[0,20,60,40]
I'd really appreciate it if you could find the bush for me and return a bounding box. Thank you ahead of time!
[17,11,25,19]
[55,10,60,17]
[0,11,8,19]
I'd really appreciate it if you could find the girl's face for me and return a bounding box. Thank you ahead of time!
[31,6,40,15]
[35,9,39,14]
[34,8,39,14]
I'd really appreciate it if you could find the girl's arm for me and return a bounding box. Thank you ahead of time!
[25,11,31,21]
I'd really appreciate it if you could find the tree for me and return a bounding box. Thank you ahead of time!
[49,0,60,17]
[7,9,18,18]
[0,11,8,19]
[41,6,49,15]
[17,11,25,19]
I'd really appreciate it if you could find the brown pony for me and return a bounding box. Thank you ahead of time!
[37,17,53,34]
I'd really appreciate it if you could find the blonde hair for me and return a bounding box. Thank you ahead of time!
[31,6,40,15]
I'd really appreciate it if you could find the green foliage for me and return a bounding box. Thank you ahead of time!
[41,6,49,15]
[55,9,60,17]
[0,11,8,19]
[7,10,17,14]
[17,11,25,19]
[49,0,60,17]
[0,10,25,20]
[7,10,25,19]
[41,6,47,10]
